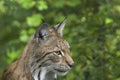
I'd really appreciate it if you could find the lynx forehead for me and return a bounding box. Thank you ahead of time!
[57,40,70,49]
[1,20,74,80]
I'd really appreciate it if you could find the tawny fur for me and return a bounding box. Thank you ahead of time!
[1,21,74,80]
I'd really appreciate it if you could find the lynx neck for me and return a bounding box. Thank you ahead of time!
[33,67,56,80]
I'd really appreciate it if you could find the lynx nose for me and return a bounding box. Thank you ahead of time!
[68,62,74,68]
[65,54,74,68]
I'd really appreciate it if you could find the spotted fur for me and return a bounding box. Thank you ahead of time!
[1,20,74,80]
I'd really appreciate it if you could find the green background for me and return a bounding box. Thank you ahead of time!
[0,0,120,80]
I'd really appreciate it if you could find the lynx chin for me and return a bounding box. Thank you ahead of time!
[1,20,74,80]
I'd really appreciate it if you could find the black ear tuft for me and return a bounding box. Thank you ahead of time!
[34,23,49,40]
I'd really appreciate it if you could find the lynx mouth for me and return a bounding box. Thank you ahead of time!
[54,68,70,74]
[54,68,69,76]
[55,69,68,73]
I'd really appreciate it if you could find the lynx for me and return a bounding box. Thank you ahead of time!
[1,20,74,80]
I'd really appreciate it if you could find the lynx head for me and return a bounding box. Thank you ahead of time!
[29,20,74,79]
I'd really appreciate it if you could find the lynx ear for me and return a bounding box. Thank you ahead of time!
[53,20,66,36]
[34,23,49,40]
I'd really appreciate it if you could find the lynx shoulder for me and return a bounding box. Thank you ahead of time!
[1,20,74,80]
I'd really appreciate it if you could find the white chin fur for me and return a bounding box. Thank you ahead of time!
[55,71,68,76]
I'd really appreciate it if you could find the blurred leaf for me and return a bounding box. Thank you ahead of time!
[66,0,80,7]
[36,1,48,10]
[26,14,43,27]
[17,0,35,9]
[20,34,29,42]
[0,1,7,13]
[19,30,29,42]
[6,50,20,64]
[116,29,120,35]
[28,28,35,35]
[114,5,120,12]
[105,18,113,24]
[116,78,120,80]
[116,51,120,57]
[53,0,65,8]
[81,16,86,22]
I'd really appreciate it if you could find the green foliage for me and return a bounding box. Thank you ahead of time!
[17,0,36,9]
[26,14,43,26]
[6,49,20,64]
[0,0,120,80]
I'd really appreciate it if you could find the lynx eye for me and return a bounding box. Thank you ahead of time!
[55,51,61,55]
[54,51,64,56]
